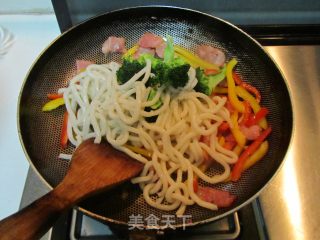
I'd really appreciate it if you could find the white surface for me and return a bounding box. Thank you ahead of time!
[0,0,53,14]
[0,14,59,219]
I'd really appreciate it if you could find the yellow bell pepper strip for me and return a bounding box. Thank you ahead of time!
[233,145,243,156]
[173,45,220,71]
[218,136,225,146]
[42,98,65,111]
[174,52,199,68]
[235,86,268,129]
[231,126,272,181]
[230,112,246,148]
[243,140,269,171]
[224,142,266,182]
[122,45,138,58]
[233,72,261,103]
[124,144,152,158]
[226,58,245,113]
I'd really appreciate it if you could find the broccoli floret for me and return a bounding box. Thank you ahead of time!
[195,65,227,95]
[116,56,145,84]
[166,59,190,88]
[116,36,190,89]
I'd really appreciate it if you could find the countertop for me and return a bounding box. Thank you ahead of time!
[1,14,320,240]
[0,14,59,219]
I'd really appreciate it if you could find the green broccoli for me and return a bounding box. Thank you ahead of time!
[194,65,227,95]
[116,56,145,84]
[116,36,191,89]
[165,58,190,88]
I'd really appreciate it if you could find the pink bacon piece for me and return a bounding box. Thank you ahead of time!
[196,45,226,67]
[76,59,94,73]
[133,47,155,59]
[240,124,262,141]
[197,186,236,207]
[138,32,164,48]
[102,36,127,54]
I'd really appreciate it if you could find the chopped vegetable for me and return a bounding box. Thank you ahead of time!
[47,93,63,100]
[243,141,269,170]
[117,41,190,89]
[60,111,68,149]
[218,121,230,133]
[240,101,251,125]
[231,127,272,181]
[245,107,269,127]
[230,112,246,147]
[226,59,245,113]
[235,86,268,129]
[122,45,138,58]
[174,45,220,71]
[116,56,145,84]
[124,144,152,158]
[164,35,175,64]
[195,65,226,95]
[204,68,219,75]
[233,72,261,103]
[213,86,228,94]
[193,178,199,192]
[42,98,65,111]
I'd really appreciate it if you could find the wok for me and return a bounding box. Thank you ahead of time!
[17,6,292,229]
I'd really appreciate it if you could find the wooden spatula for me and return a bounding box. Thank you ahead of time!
[0,138,143,240]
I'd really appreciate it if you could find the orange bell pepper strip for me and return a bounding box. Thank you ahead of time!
[47,93,63,100]
[231,127,272,181]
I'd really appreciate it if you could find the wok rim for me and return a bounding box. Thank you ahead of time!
[17,5,294,228]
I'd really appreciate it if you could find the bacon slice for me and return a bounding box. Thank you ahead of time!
[196,45,226,67]
[138,32,164,48]
[197,186,236,207]
[101,36,127,54]
[76,59,94,73]
[133,47,155,59]
[240,124,261,141]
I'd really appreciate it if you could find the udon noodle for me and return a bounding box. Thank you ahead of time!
[58,59,238,215]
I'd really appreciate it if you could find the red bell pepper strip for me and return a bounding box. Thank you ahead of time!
[245,107,269,127]
[232,72,261,103]
[193,178,199,193]
[47,93,63,100]
[231,126,272,181]
[218,121,230,133]
[204,68,219,75]
[61,111,69,149]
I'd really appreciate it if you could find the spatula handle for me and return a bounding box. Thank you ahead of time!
[0,189,70,240]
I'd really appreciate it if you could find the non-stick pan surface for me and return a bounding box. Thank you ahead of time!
[18,6,292,228]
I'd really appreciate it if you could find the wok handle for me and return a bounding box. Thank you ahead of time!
[0,188,71,240]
